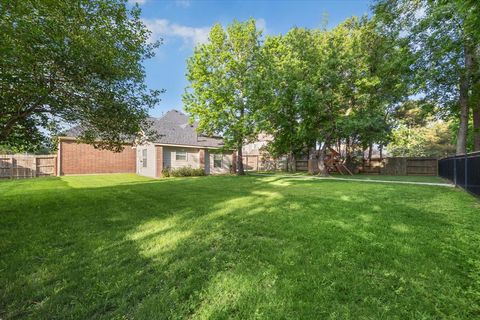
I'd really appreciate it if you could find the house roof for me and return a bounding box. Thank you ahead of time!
[64,109,225,148]
[149,110,225,148]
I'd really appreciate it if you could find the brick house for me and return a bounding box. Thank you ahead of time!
[57,110,234,177]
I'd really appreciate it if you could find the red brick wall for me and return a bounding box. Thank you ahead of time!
[59,139,136,175]
[199,149,205,169]
[155,146,163,178]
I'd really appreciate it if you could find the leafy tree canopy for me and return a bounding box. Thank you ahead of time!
[0,0,162,152]
[183,19,268,174]
[373,0,480,153]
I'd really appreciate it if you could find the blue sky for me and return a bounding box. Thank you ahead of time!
[130,0,372,117]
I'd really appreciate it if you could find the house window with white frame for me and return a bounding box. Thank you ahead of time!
[176,150,187,161]
[142,149,147,167]
[213,153,222,168]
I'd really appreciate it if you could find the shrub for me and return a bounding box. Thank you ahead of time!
[165,167,205,177]
[161,167,170,177]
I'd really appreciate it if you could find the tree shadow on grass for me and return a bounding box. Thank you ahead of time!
[1,175,479,319]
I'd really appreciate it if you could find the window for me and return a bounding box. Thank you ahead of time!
[213,154,222,168]
[176,150,187,161]
[142,149,147,168]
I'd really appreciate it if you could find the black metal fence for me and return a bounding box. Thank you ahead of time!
[438,151,480,197]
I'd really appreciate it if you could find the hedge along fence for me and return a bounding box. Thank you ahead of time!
[0,155,57,179]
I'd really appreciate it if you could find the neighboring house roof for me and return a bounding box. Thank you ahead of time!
[64,109,225,148]
[243,133,274,156]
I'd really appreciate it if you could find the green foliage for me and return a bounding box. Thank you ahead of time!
[259,17,408,165]
[1,174,479,318]
[164,167,205,177]
[388,121,456,157]
[161,167,170,177]
[0,0,162,152]
[373,0,480,153]
[183,19,268,174]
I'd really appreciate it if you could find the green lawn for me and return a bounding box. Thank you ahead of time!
[1,174,479,319]
[254,171,448,184]
[331,174,449,184]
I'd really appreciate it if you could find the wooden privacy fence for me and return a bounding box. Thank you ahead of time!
[361,157,437,176]
[243,154,438,176]
[242,155,287,171]
[0,155,57,179]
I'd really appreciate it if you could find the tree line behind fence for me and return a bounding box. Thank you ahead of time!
[0,155,57,179]
[242,155,438,176]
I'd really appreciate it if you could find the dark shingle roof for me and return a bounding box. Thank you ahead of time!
[150,110,224,148]
[65,109,225,148]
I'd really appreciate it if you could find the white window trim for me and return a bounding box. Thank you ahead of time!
[213,154,222,168]
[142,149,148,168]
[175,150,188,161]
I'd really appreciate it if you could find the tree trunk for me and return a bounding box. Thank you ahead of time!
[317,144,329,177]
[236,144,245,175]
[368,143,373,163]
[474,100,480,151]
[457,45,473,154]
[379,145,383,159]
[473,74,480,151]
[288,152,296,172]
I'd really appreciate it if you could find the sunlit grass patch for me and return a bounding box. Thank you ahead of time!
[0,174,479,319]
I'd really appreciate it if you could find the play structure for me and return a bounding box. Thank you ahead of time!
[325,147,353,175]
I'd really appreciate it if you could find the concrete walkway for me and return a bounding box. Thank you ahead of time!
[249,173,455,187]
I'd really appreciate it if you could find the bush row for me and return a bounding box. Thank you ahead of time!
[162,167,206,177]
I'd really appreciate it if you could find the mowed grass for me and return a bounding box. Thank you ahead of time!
[1,174,479,319]
[331,174,449,183]
[254,171,449,184]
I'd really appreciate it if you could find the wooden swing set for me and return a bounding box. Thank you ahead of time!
[324,147,353,175]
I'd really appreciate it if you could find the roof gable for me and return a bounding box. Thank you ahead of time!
[151,110,224,148]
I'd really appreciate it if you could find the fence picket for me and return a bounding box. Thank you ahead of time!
[0,155,57,179]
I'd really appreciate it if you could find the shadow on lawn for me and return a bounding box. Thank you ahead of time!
[1,176,479,319]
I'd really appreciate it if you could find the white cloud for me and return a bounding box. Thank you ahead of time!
[256,18,267,33]
[128,0,146,4]
[143,19,210,47]
[175,0,191,8]
[143,18,267,48]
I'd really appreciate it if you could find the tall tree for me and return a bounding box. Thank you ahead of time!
[260,17,407,175]
[459,0,480,151]
[261,28,317,171]
[373,0,480,153]
[0,0,161,152]
[183,19,267,175]
[310,17,406,174]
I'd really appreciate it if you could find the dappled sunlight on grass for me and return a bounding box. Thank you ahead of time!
[250,190,283,200]
[127,217,179,241]
[391,223,411,234]
[266,178,294,187]
[1,174,479,319]
[192,272,262,319]
[63,173,153,189]
[134,229,192,260]
[359,213,374,222]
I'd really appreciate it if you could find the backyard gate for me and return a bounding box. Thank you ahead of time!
[438,152,480,197]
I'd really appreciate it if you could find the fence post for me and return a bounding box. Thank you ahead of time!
[453,155,457,186]
[10,157,14,179]
[33,156,38,177]
[465,153,468,190]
